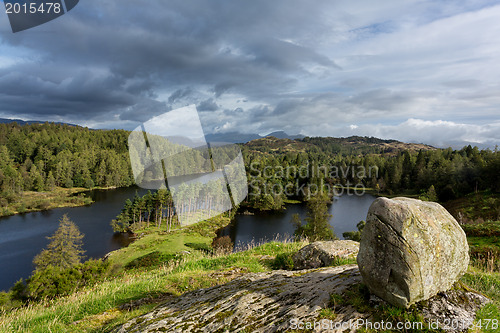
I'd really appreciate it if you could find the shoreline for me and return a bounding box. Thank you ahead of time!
[0,186,122,219]
[0,183,414,220]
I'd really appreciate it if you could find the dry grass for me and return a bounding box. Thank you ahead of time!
[0,187,93,217]
[0,240,307,333]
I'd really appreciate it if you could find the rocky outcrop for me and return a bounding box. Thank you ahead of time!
[421,290,490,333]
[366,288,490,333]
[293,240,359,270]
[116,265,367,333]
[357,197,469,308]
[116,264,487,333]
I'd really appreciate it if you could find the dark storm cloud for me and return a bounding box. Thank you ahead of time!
[244,38,340,72]
[2,0,498,149]
[119,99,170,122]
[168,88,192,104]
[213,82,233,99]
[197,98,218,112]
[0,66,134,118]
[0,0,340,123]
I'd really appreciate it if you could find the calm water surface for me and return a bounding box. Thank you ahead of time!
[220,194,376,249]
[0,186,148,291]
[0,188,375,291]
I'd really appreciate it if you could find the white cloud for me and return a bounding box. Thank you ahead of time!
[335,119,500,149]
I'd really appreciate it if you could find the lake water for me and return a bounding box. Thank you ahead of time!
[0,188,375,292]
[220,194,376,249]
[0,186,149,292]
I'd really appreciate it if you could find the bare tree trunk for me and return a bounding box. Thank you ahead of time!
[169,202,174,230]
[158,204,163,230]
[155,203,159,227]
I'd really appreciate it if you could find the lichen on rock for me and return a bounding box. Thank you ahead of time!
[116,265,366,332]
[292,240,360,270]
[357,197,470,308]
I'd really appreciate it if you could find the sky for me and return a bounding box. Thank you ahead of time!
[1,0,500,148]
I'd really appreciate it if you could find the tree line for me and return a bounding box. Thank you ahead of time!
[111,190,177,233]
[111,179,240,233]
[2,122,499,213]
[0,122,133,197]
[241,143,500,210]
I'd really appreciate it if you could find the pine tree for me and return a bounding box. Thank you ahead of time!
[45,171,56,191]
[29,165,45,192]
[33,215,85,271]
[420,184,438,202]
[292,193,336,241]
[343,220,366,241]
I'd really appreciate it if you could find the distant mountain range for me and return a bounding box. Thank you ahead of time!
[1,118,487,149]
[0,118,78,127]
[205,131,305,143]
[244,135,436,155]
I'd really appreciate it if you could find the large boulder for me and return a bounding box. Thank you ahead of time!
[293,240,359,270]
[357,197,469,308]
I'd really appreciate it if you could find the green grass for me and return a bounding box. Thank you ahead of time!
[468,236,500,249]
[462,216,500,332]
[445,191,500,222]
[108,229,210,268]
[314,221,500,333]
[1,205,499,333]
[462,220,500,273]
[0,234,307,333]
[460,267,500,333]
[1,239,497,333]
[108,214,232,270]
[283,199,302,204]
[462,221,500,238]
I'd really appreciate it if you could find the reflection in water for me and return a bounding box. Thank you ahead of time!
[219,204,306,250]
[220,194,376,249]
[0,186,148,292]
[111,232,135,248]
[328,194,376,238]
[0,186,375,291]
